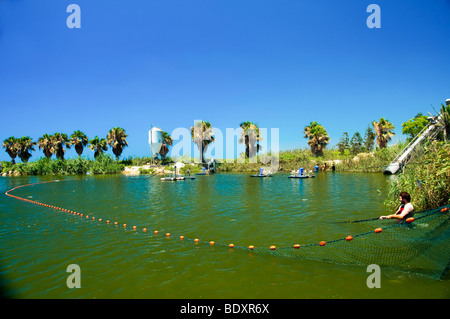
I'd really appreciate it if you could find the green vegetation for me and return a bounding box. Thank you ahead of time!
[138,167,155,174]
[1,154,124,176]
[179,164,202,175]
[1,127,129,176]
[384,141,450,211]
[214,143,407,173]
[402,113,428,141]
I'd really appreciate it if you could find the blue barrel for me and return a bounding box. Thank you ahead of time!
[259,168,263,175]
[299,167,304,176]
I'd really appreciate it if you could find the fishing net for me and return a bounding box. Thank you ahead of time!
[248,205,450,279]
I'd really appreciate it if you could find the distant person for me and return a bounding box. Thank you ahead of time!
[331,163,336,172]
[379,191,414,220]
[322,163,327,172]
[187,168,190,176]
[314,164,319,173]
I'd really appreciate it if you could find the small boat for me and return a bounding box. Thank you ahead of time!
[288,175,315,179]
[251,168,272,177]
[161,176,196,181]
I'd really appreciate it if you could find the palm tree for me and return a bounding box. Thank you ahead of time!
[52,133,71,160]
[38,134,55,158]
[239,121,262,159]
[70,130,89,157]
[106,127,128,160]
[2,136,20,164]
[190,121,215,163]
[372,118,395,149]
[89,136,108,159]
[303,121,330,156]
[159,131,173,164]
[17,136,36,163]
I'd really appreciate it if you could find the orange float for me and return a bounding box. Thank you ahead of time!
[293,244,301,249]
[345,236,353,241]
[319,241,326,246]
[375,228,383,233]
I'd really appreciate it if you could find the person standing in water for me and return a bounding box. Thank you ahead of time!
[379,191,414,220]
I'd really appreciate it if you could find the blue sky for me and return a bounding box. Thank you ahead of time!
[1,0,449,162]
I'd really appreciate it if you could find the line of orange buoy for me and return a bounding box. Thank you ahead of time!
[6,179,441,253]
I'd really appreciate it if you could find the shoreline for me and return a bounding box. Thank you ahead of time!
[0,157,381,177]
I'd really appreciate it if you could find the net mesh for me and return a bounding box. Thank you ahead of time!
[247,205,450,279]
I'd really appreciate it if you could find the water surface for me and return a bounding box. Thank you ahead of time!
[0,173,448,298]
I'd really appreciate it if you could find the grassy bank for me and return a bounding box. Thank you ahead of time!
[214,143,407,173]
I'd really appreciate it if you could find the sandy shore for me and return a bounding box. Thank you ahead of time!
[122,165,172,175]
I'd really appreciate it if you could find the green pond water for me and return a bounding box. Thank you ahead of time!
[0,172,448,299]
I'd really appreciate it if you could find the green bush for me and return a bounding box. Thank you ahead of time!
[90,154,123,174]
[138,167,155,174]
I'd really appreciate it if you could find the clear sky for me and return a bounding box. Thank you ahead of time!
[1,0,449,162]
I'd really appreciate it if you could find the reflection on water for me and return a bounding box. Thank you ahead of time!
[0,173,447,299]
